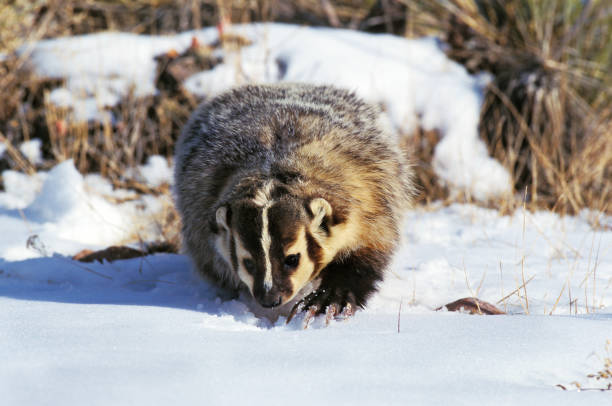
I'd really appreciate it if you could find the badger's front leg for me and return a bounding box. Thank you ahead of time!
[287,248,387,326]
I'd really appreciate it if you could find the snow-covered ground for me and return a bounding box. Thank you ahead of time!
[2,23,611,404]
[1,158,611,404]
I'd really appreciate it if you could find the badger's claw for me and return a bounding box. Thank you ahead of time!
[286,288,357,327]
[302,305,319,329]
[286,301,304,325]
[340,302,354,318]
[325,303,338,325]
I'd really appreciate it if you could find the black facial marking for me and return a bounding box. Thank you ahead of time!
[267,200,303,245]
[265,200,305,296]
[234,204,263,256]
[305,231,323,271]
[229,234,237,272]
[319,216,329,235]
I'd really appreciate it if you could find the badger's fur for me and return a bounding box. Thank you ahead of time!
[174,83,412,318]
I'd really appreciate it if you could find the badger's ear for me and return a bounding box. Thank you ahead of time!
[211,206,231,234]
[308,198,332,234]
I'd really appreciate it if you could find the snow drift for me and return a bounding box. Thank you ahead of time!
[25,23,510,200]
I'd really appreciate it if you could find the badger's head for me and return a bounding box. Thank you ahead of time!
[211,183,338,308]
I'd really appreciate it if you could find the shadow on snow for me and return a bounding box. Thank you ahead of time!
[0,253,232,313]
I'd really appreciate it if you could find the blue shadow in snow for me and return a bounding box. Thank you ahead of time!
[0,253,236,316]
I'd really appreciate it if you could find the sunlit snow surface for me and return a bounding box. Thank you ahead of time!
[25,23,510,200]
[1,160,611,405]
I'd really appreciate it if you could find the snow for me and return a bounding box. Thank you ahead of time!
[0,160,160,261]
[125,155,173,188]
[28,32,185,105]
[1,158,611,404]
[4,24,611,404]
[18,138,43,165]
[2,297,610,405]
[0,169,44,209]
[386,205,611,316]
[24,23,510,200]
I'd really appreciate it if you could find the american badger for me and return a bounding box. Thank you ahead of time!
[174,83,412,320]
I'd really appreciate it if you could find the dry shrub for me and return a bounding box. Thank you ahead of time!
[0,0,217,43]
[1,0,610,218]
[129,187,182,254]
[558,340,612,392]
[0,0,379,46]
[400,125,512,212]
[0,0,242,175]
[369,0,611,214]
[438,0,612,214]
[400,127,448,205]
[39,85,199,182]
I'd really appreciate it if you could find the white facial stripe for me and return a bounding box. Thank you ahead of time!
[261,201,273,292]
[233,231,255,294]
[253,180,274,206]
[251,181,275,293]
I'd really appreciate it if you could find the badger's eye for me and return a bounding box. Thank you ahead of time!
[243,258,256,274]
[284,253,300,269]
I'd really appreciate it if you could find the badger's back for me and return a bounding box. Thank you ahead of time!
[174,83,412,298]
[178,85,389,166]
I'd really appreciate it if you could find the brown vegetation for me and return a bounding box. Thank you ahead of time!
[441,0,612,215]
[0,0,610,216]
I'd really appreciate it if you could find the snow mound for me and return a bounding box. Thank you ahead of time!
[125,155,173,187]
[0,160,151,260]
[25,160,86,222]
[18,138,43,166]
[27,32,190,121]
[26,23,510,200]
[0,170,44,209]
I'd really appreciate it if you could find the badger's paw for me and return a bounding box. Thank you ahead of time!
[286,288,357,329]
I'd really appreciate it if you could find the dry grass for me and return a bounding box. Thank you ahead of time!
[400,127,448,205]
[558,339,612,392]
[1,0,610,220]
[435,0,612,215]
[0,1,376,174]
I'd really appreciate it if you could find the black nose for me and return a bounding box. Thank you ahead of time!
[259,293,282,308]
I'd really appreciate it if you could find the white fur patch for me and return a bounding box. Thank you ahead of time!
[261,202,273,292]
[253,180,273,206]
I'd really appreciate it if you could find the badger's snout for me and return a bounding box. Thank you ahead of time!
[255,288,283,308]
